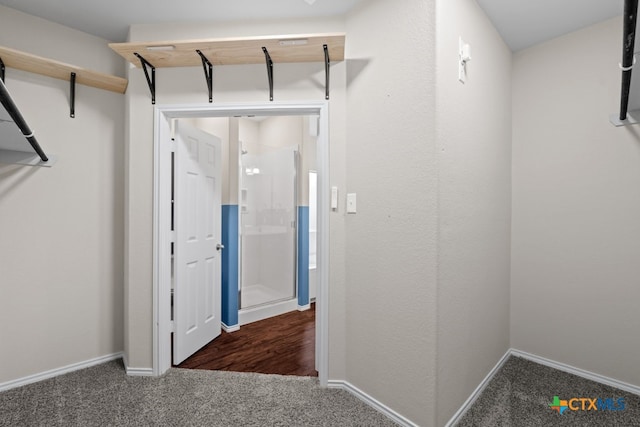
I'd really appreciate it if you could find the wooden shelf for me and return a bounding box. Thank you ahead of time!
[0,45,127,94]
[109,33,345,68]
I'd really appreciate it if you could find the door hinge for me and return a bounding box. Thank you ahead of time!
[170,320,175,333]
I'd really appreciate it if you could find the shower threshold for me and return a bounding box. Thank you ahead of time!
[239,297,299,326]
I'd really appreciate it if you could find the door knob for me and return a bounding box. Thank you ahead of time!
[216,243,225,251]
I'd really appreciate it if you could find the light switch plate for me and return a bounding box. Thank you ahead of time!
[346,193,357,214]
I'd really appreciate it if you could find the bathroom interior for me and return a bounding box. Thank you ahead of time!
[179,114,318,330]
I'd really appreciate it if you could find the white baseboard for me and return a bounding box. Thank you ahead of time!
[510,349,640,396]
[117,353,155,377]
[0,352,123,392]
[298,303,311,311]
[444,349,512,427]
[121,352,154,376]
[328,380,419,427]
[125,366,154,376]
[222,322,240,333]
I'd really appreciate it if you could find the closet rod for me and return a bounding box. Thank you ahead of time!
[619,0,638,121]
[0,78,48,162]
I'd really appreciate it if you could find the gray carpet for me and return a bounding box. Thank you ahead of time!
[456,356,640,426]
[0,360,397,426]
[5,356,639,426]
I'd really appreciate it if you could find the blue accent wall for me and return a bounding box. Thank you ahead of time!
[297,206,310,307]
[221,205,239,327]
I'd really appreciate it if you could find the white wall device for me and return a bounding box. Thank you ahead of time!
[331,186,338,210]
[346,193,357,214]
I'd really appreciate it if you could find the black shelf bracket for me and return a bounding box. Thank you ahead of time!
[0,78,48,162]
[619,0,639,120]
[0,58,4,83]
[262,47,274,101]
[196,50,213,103]
[70,72,76,118]
[324,44,330,100]
[134,53,156,104]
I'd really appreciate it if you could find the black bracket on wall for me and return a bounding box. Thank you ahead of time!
[0,58,4,83]
[619,0,639,120]
[324,44,330,100]
[0,78,48,162]
[70,72,76,118]
[196,50,213,103]
[134,53,156,104]
[262,47,274,101]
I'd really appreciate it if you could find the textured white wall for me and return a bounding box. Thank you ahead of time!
[0,6,124,76]
[344,1,437,425]
[0,6,124,384]
[124,18,348,375]
[511,16,640,387]
[4,3,639,423]
[435,0,512,424]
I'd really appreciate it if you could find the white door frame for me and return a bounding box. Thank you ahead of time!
[152,101,330,386]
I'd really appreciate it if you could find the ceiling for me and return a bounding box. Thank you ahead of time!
[476,0,623,51]
[0,0,365,42]
[0,0,627,50]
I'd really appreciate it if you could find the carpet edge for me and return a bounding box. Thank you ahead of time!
[328,379,420,427]
[0,352,124,392]
[444,349,512,427]
[511,349,640,397]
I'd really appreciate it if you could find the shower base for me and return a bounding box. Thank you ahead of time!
[239,284,298,326]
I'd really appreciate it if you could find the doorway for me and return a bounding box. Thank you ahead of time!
[152,102,330,386]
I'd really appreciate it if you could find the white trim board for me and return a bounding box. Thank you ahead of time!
[0,352,123,392]
[222,323,240,333]
[297,303,311,311]
[444,350,512,427]
[445,348,640,426]
[328,380,420,427]
[510,349,640,396]
[125,366,155,376]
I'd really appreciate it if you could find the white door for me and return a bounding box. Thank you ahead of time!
[173,121,222,365]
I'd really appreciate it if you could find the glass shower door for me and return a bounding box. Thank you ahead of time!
[240,146,297,309]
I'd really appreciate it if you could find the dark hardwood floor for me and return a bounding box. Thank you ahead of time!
[176,304,317,377]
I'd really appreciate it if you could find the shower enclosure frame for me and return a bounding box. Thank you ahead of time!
[238,144,300,317]
[151,101,330,386]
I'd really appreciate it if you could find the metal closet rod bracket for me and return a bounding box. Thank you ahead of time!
[196,50,213,103]
[324,44,330,100]
[0,78,48,162]
[262,47,274,102]
[619,0,639,120]
[70,72,76,118]
[134,52,156,104]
